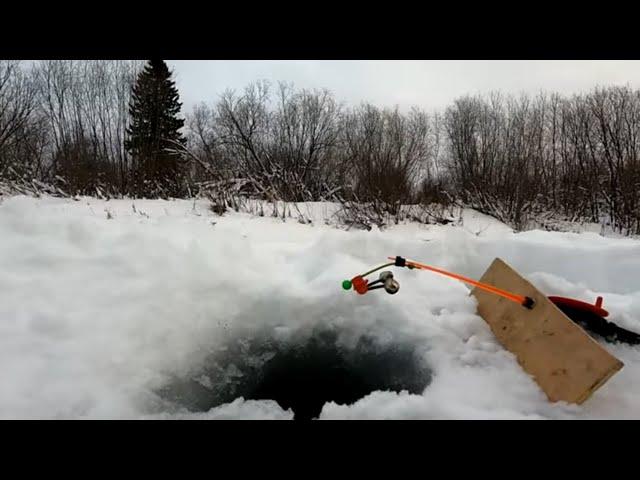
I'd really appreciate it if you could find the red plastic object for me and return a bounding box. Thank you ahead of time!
[351,276,369,295]
[548,295,609,318]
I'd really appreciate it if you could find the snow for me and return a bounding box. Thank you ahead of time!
[144,398,294,420]
[1,194,640,419]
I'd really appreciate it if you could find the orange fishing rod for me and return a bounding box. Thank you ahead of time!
[342,257,640,345]
[342,255,534,309]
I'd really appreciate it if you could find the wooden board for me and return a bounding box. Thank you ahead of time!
[470,258,623,404]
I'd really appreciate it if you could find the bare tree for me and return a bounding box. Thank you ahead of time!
[337,103,434,227]
[0,61,39,175]
[29,60,141,196]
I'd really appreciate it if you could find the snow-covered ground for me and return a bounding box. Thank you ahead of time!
[1,194,640,419]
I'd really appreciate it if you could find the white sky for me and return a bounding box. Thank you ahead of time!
[167,60,640,114]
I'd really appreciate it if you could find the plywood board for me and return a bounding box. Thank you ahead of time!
[471,258,623,404]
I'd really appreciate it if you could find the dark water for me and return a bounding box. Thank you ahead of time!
[157,324,432,420]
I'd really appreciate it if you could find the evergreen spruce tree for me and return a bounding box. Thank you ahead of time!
[125,59,186,197]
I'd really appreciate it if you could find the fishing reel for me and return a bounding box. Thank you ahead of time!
[342,270,400,295]
[342,257,407,295]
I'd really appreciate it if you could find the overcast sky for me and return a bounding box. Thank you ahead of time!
[167,60,640,114]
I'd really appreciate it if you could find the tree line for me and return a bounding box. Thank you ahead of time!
[1,59,640,235]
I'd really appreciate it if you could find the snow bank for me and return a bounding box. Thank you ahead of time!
[1,195,639,419]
